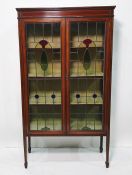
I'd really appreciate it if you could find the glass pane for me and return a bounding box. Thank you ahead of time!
[29,79,61,105]
[26,23,61,77]
[30,106,61,131]
[70,21,105,131]
[70,78,103,105]
[70,106,103,131]
[26,22,62,131]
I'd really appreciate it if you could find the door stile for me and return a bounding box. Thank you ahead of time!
[18,19,29,168]
[20,20,29,137]
[60,18,66,134]
[103,18,114,134]
[65,18,71,134]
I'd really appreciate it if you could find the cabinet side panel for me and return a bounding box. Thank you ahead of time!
[104,18,114,135]
[18,19,29,136]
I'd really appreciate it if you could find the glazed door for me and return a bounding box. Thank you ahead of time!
[66,18,106,134]
[25,18,66,135]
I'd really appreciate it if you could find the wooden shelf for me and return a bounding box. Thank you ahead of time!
[29,103,62,105]
[27,46,104,50]
[70,75,103,79]
[28,77,61,80]
[28,74,103,78]
[70,73,104,77]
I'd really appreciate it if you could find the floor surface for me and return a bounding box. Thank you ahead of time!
[0,147,132,175]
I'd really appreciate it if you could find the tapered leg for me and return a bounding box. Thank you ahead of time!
[99,136,103,153]
[105,134,110,168]
[28,136,31,153]
[23,134,28,168]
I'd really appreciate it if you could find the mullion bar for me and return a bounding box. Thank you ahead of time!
[33,24,36,43]
[37,119,38,130]
[96,22,98,41]
[51,23,54,77]
[51,23,53,43]
[87,22,89,38]
[42,23,45,40]
[78,23,80,42]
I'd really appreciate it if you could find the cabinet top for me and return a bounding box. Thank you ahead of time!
[16,6,116,19]
[16,6,116,11]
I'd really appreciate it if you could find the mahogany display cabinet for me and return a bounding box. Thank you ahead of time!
[16,6,115,168]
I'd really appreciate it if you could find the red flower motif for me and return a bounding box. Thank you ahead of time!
[83,39,92,48]
[39,40,48,48]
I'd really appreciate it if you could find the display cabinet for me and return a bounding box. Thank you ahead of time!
[16,6,115,168]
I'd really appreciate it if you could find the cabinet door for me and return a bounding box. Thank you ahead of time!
[25,19,66,135]
[66,19,106,134]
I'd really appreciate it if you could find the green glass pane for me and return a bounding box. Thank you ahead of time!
[83,49,91,70]
[40,50,48,71]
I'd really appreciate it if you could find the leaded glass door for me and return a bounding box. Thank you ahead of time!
[66,19,106,133]
[26,19,66,134]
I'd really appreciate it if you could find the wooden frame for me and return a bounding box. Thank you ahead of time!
[16,6,115,168]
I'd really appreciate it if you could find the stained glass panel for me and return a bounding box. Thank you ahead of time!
[70,21,105,131]
[26,22,62,131]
